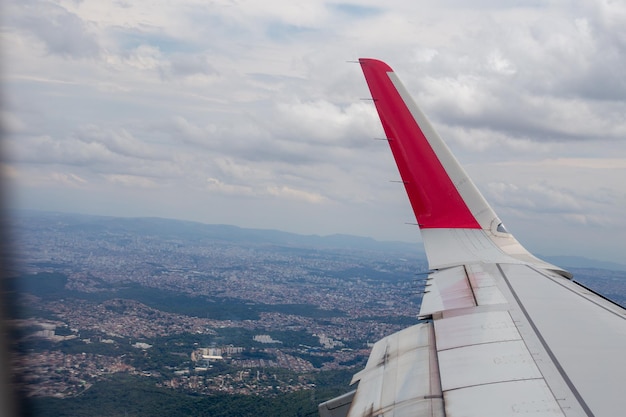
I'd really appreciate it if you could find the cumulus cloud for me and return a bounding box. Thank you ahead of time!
[274,99,379,147]
[551,158,626,170]
[266,185,326,203]
[74,125,167,161]
[169,100,379,167]
[205,177,255,197]
[487,182,582,214]
[20,171,90,188]
[6,134,113,166]
[122,45,163,71]
[7,0,101,58]
[562,213,611,227]
[48,172,89,187]
[204,177,325,203]
[165,53,219,79]
[104,174,159,188]
[6,126,168,168]
[381,3,626,149]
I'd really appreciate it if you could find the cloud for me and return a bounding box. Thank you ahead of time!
[7,0,101,58]
[266,185,326,203]
[16,170,89,188]
[6,125,168,168]
[6,134,113,166]
[473,154,626,243]
[562,213,610,227]
[169,99,379,167]
[48,172,89,187]
[0,164,19,180]
[104,174,159,188]
[328,3,382,17]
[1,111,25,135]
[205,177,255,197]
[205,177,325,203]
[121,45,163,71]
[439,125,553,153]
[74,125,167,161]
[487,182,582,214]
[551,158,626,170]
[379,4,626,148]
[166,53,219,79]
[273,99,379,146]
[266,22,318,42]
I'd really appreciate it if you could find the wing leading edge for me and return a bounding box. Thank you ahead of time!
[319,59,626,417]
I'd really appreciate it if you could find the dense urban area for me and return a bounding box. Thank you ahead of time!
[7,211,626,416]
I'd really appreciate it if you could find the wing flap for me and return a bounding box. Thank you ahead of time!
[347,323,444,417]
[419,263,510,319]
[438,340,542,391]
[434,310,520,350]
[466,263,509,305]
[444,380,565,417]
[418,266,475,318]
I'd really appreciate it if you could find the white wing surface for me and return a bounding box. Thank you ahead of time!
[319,59,626,417]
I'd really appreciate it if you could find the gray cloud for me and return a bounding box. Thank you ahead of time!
[8,0,100,58]
[166,54,219,78]
[385,5,626,145]
[74,125,169,161]
[487,182,582,214]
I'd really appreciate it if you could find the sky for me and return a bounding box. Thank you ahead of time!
[1,0,625,263]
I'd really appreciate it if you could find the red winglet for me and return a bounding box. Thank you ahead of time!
[359,58,481,229]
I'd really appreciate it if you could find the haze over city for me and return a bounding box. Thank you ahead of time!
[3,0,626,263]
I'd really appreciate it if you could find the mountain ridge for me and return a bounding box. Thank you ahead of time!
[14,209,626,271]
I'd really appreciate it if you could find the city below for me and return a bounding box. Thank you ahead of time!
[7,210,626,416]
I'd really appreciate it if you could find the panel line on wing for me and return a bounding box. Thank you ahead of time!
[443,380,566,417]
[441,377,545,393]
[437,339,530,353]
[428,316,444,402]
[462,265,479,306]
[497,264,595,417]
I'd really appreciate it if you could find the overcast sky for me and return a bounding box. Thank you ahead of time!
[2,0,625,263]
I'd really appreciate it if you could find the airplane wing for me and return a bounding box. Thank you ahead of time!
[319,58,626,417]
